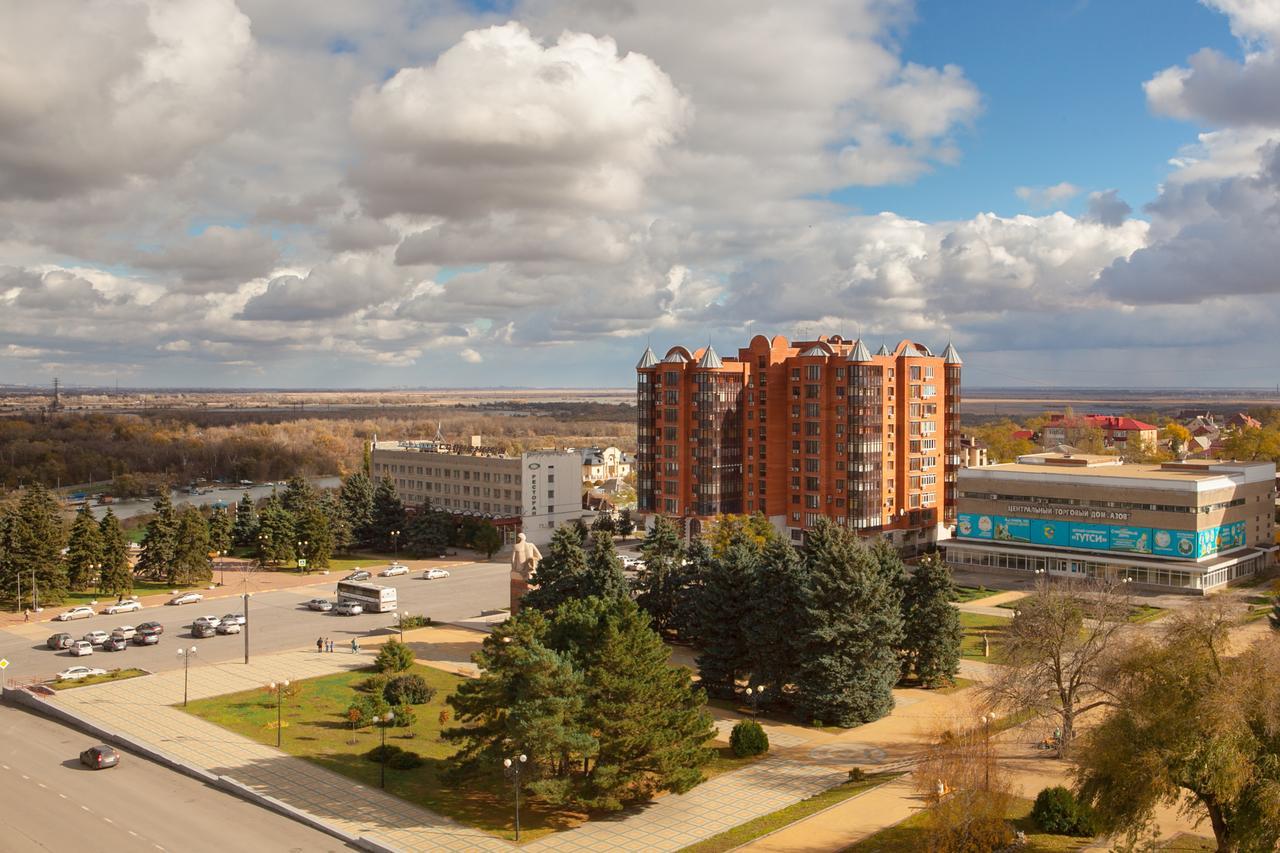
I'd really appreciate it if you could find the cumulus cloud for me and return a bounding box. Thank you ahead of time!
[1015,182,1081,209]
[395,214,632,266]
[350,22,690,218]
[0,0,254,200]
[133,226,280,292]
[459,347,483,363]
[238,253,413,321]
[1083,190,1132,227]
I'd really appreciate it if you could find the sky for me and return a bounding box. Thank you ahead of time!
[1,0,1279,390]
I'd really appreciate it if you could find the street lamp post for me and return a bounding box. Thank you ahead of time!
[745,685,764,719]
[295,539,309,573]
[378,710,396,788]
[177,646,197,706]
[503,753,528,841]
[269,680,290,748]
[390,530,401,562]
[981,713,992,791]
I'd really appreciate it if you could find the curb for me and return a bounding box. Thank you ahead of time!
[2,685,400,852]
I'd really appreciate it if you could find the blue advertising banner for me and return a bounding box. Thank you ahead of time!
[1110,526,1153,554]
[996,516,1031,543]
[1152,528,1197,558]
[957,514,1245,561]
[957,513,993,540]
[1067,523,1111,550]
[1028,519,1069,547]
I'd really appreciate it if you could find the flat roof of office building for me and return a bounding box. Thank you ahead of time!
[961,453,1275,490]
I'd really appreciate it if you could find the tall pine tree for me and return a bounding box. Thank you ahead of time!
[319,491,353,554]
[136,493,178,580]
[523,526,590,612]
[255,494,295,566]
[406,505,451,558]
[792,518,903,726]
[370,476,406,550]
[0,484,67,607]
[231,492,257,546]
[207,507,233,554]
[581,530,628,603]
[745,535,809,703]
[672,535,712,646]
[65,503,104,591]
[170,505,212,586]
[98,509,132,598]
[900,552,963,687]
[695,539,756,699]
[637,514,682,634]
[281,476,317,515]
[293,504,334,569]
[341,472,375,547]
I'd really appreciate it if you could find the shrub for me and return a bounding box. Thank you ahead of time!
[383,673,436,706]
[398,614,430,629]
[358,673,390,695]
[1032,785,1097,836]
[848,767,867,782]
[729,719,769,757]
[365,744,403,763]
[374,639,415,673]
[392,703,418,733]
[388,749,423,770]
[347,693,391,728]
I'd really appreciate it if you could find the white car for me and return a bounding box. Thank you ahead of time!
[69,640,94,657]
[379,563,409,577]
[57,606,96,622]
[334,601,363,616]
[168,592,203,606]
[111,626,136,640]
[103,599,142,615]
[216,620,241,634]
[81,630,111,646]
[306,598,333,612]
[57,666,107,681]
[620,555,643,569]
[192,615,221,629]
[220,613,246,626]
[423,568,451,580]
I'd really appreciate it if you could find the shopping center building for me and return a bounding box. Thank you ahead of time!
[945,451,1276,593]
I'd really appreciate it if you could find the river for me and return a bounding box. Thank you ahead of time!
[87,477,342,520]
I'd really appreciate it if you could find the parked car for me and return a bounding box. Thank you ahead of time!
[111,626,136,640]
[81,630,111,646]
[69,640,94,657]
[136,621,164,636]
[423,568,451,580]
[103,599,142,615]
[102,636,129,652]
[379,563,409,577]
[57,606,95,622]
[168,592,203,606]
[132,631,160,646]
[219,613,246,626]
[216,620,241,635]
[47,632,74,650]
[306,598,333,612]
[191,624,216,639]
[192,615,221,630]
[343,570,371,582]
[335,600,364,616]
[79,745,120,770]
[58,666,107,681]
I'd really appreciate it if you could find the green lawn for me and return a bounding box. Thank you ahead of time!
[844,795,1093,852]
[959,612,1010,662]
[951,585,1004,603]
[1127,604,1167,624]
[50,668,148,690]
[60,581,206,607]
[679,772,902,853]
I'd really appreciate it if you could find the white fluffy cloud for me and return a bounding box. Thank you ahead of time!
[1015,182,1081,209]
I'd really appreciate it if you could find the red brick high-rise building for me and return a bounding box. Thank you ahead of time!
[636,334,962,549]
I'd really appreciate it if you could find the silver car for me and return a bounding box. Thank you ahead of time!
[335,600,363,616]
[220,613,246,626]
[307,598,333,612]
[216,620,242,634]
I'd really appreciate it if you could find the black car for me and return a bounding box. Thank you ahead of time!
[136,621,164,636]
[80,745,120,770]
[343,570,372,582]
[101,636,128,652]
[191,623,216,639]
[47,632,74,650]
[132,630,160,646]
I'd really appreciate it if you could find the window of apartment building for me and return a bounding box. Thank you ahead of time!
[664,408,677,421]
[805,403,819,418]
[791,422,800,435]
[792,494,800,505]
[664,444,676,458]
[804,457,819,472]
[910,475,920,490]
[921,473,937,487]
[548,474,554,483]
[664,427,676,440]
[791,475,801,489]
[805,383,819,399]
[805,365,821,381]
[805,476,819,491]
[805,512,820,525]
[835,368,845,380]
[792,440,801,453]
[791,405,800,418]
[887,368,895,380]
[664,371,679,384]
[922,438,937,451]
[791,368,801,381]
[805,440,820,454]
[922,384,936,398]
[925,366,934,379]
[805,422,820,436]
[909,493,921,508]
[910,366,921,380]
[665,390,679,404]
[792,512,801,522]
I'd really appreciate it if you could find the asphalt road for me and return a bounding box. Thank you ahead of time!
[0,703,349,853]
[0,560,511,684]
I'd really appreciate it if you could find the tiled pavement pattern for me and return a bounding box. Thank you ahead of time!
[712,716,811,749]
[43,643,859,853]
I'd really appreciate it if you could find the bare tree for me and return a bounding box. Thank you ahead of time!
[913,712,1016,852]
[981,575,1131,757]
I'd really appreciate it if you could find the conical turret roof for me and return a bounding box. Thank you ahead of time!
[941,341,963,364]
[900,342,923,357]
[875,344,890,356]
[847,339,872,362]
[697,345,723,369]
[636,346,658,369]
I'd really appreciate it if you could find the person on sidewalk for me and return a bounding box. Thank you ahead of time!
[350,638,359,654]
[23,609,29,622]
[316,637,323,653]
[327,638,333,653]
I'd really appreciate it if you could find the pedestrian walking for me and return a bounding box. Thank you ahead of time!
[23,608,29,622]
[316,636,323,653]
[351,638,359,654]
[327,638,333,653]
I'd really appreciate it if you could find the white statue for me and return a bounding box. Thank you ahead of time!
[509,532,542,615]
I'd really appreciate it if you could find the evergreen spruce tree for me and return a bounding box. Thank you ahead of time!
[591,510,616,535]
[672,535,712,646]
[636,514,682,634]
[581,530,628,603]
[579,598,714,810]
[405,505,451,558]
[3,483,68,607]
[281,476,317,515]
[523,526,590,612]
[445,611,595,788]
[370,476,407,550]
[473,521,503,559]
[255,494,295,566]
[207,507,233,555]
[98,509,132,598]
[745,536,808,702]
[232,492,257,546]
[319,491,354,554]
[293,504,334,569]
[0,510,14,607]
[695,539,756,698]
[617,508,636,540]
[900,552,963,687]
[136,492,178,580]
[170,505,212,586]
[65,503,104,591]
[340,472,375,546]
[571,517,590,543]
[792,518,903,726]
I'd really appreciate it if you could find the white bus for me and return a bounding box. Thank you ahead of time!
[336,580,398,613]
